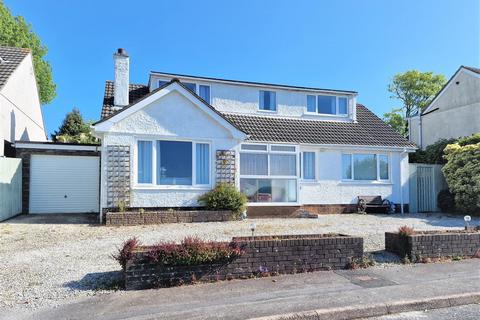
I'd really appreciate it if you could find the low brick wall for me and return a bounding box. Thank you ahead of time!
[125,234,363,290]
[385,230,480,260]
[105,210,236,226]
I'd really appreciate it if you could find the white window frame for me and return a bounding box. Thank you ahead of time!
[305,94,350,117]
[258,90,277,113]
[134,137,212,190]
[300,150,317,182]
[341,152,391,182]
[239,143,299,205]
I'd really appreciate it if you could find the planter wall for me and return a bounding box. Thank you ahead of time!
[125,234,363,290]
[105,210,236,226]
[385,230,480,260]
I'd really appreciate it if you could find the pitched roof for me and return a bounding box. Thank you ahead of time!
[99,81,414,148]
[223,105,415,148]
[0,46,30,90]
[463,65,480,74]
[101,81,149,118]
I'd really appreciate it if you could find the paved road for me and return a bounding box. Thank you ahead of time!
[368,304,480,319]
[4,259,479,320]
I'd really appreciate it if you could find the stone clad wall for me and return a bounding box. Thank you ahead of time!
[385,231,480,260]
[125,234,363,290]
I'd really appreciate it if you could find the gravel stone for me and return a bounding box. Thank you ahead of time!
[0,213,476,313]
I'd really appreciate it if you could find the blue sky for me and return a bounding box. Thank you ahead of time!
[5,0,480,136]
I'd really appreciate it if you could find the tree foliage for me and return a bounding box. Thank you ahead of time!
[0,1,56,104]
[383,108,407,137]
[52,108,98,144]
[442,134,480,214]
[409,138,457,164]
[388,70,446,118]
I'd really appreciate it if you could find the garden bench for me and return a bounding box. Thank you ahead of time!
[357,196,391,214]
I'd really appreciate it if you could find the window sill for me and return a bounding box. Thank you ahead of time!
[338,181,393,186]
[258,109,278,113]
[300,179,318,184]
[304,112,349,117]
[133,185,212,191]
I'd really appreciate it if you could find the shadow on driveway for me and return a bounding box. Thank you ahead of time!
[1,213,99,225]
[63,270,124,291]
[371,213,478,228]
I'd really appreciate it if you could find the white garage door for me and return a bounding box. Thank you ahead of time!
[29,155,100,214]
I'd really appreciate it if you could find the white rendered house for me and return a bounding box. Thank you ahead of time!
[93,49,415,218]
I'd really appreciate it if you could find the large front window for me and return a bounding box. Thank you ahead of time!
[137,140,210,186]
[240,144,297,203]
[342,153,390,181]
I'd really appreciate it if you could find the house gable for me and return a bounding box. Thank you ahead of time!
[93,81,247,140]
[423,66,480,115]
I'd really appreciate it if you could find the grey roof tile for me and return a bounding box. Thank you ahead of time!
[101,81,149,119]
[0,46,30,90]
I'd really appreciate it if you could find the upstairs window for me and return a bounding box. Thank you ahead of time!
[199,85,211,103]
[184,82,197,92]
[259,90,277,111]
[306,94,349,115]
[158,80,169,87]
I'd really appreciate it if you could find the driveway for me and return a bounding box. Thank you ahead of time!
[0,213,477,313]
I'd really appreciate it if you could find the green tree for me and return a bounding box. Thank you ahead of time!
[52,108,98,144]
[0,1,56,104]
[382,108,407,137]
[388,70,446,118]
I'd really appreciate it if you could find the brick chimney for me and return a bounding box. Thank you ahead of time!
[113,48,129,107]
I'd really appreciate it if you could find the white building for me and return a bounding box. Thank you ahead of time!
[93,49,415,217]
[0,46,47,156]
[409,66,480,149]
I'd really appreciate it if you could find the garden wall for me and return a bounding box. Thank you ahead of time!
[106,210,236,226]
[385,230,480,260]
[125,234,363,290]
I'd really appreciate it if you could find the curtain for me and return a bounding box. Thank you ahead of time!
[342,154,352,179]
[270,154,296,176]
[137,141,152,183]
[196,143,210,184]
[302,152,315,179]
[199,85,210,103]
[240,153,268,175]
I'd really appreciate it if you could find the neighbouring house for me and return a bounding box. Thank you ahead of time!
[408,66,480,149]
[0,46,47,157]
[92,48,415,220]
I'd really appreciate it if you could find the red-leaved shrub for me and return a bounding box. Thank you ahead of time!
[113,237,140,270]
[398,225,415,237]
[146,236,243,266]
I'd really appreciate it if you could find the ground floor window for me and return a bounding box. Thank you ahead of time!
[136,139,210,186]
[342,153,389,181]
[239,143,298,203]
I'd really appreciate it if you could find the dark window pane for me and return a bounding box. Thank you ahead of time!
[199,85,210,103]
[317,95,336,114]
[183,82,197,92]
[157,141,192,185]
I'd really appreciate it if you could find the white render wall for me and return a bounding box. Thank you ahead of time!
[100,91,242,209]
[151,75,357,122]
[0,53,46,155]
[298,148,409,205]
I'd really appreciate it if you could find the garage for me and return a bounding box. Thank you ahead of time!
[15,142,101,214]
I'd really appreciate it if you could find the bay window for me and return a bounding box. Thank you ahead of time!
[342,153,390,181]
[240,144,297,203]
[136,139,210,186]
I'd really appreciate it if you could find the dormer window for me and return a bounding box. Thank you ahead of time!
[157,80,211,103]
[306,94,349,116]
[259,90,276,112]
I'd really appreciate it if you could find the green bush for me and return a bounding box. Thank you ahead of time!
[442,138,480,214]
[437,189,455,213]
[409,138,456,164]
[198,184,247,215]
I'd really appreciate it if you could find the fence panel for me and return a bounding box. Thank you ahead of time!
[0,158,22,221]
[409,163,446,213]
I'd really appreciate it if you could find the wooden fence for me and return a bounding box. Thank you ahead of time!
[0,158,22,221]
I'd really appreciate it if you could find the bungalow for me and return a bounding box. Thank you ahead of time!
[93,49,415,220]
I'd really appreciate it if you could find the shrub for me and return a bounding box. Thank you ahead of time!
[198,183,247,215]
[398,225,415,237]
[442,138,480,214]
[437,189,455,213]
[112,237,140,270]
[409,138,457,164]
[146,237,243,266]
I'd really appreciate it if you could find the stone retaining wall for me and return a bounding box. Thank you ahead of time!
[125,234,363,290]
[385,230,480,260]
[106,210,236,226]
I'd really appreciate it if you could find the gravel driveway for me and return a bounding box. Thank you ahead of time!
[0,213,477,313]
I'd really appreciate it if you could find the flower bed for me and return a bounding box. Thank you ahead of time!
[385,228,480,261]
[105,210,236,226]
[120,234,363,290]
